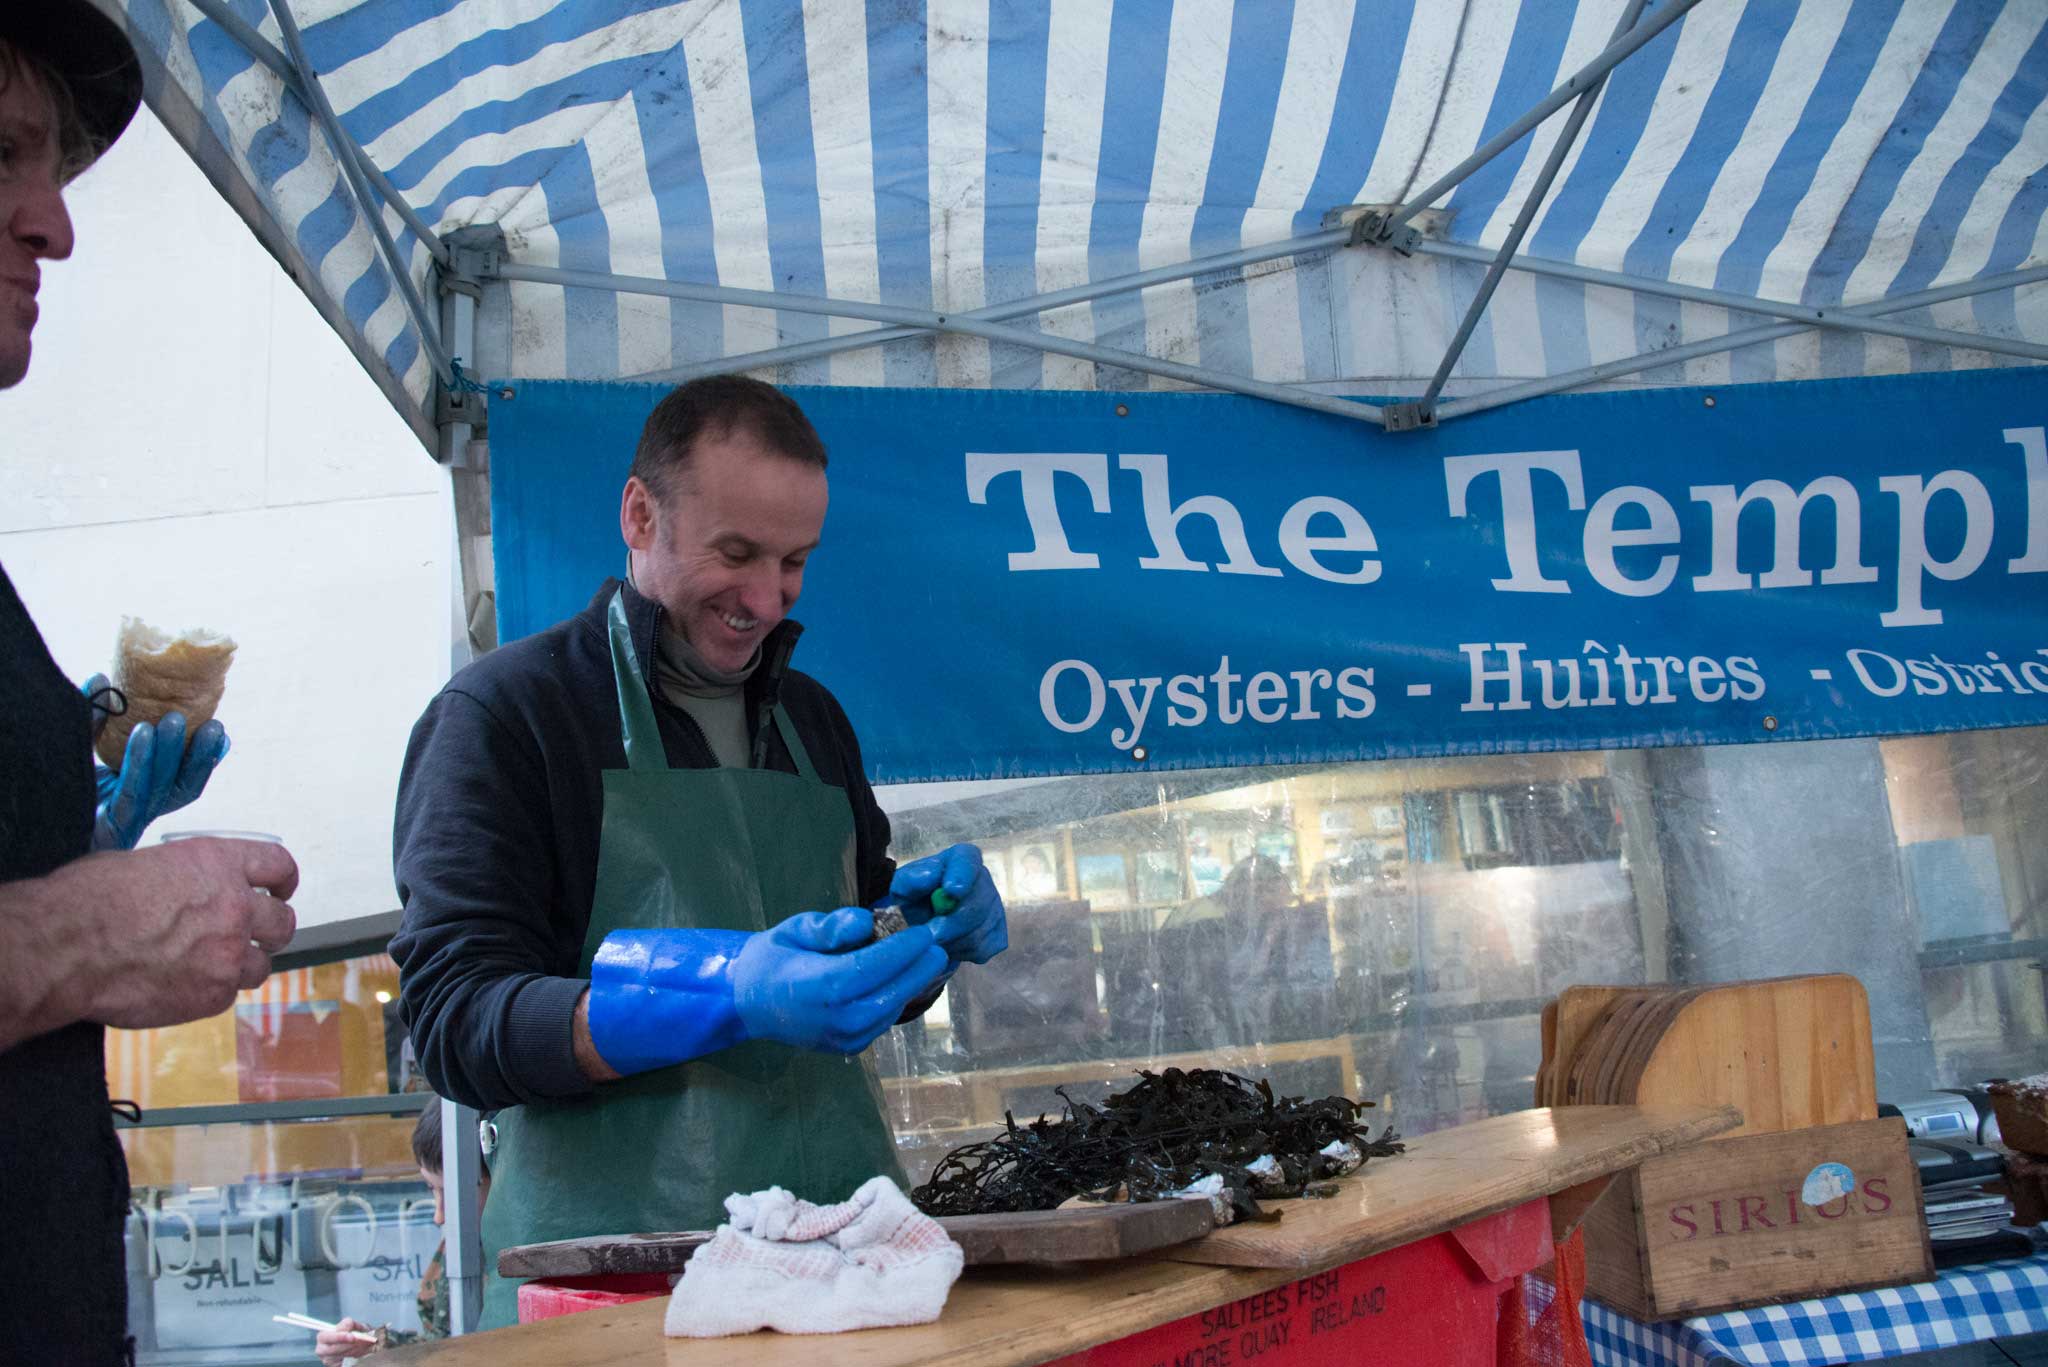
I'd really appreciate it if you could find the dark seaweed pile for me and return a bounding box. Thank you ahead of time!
[910,1067,1403,1222]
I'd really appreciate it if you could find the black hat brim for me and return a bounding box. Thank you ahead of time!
[2,2,145,164]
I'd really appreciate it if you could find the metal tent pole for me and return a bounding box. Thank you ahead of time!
[1394,0,1654,428]
[1412,238,2048,364]
[437,229,500,662]
[1380,0,1704,236]
[627,226,1356,384]
[185,0,448,269]
[439,294,479,465]
[498,263,1386,425]
[1434,264,2048,421]
[440,1098,486,1336]
[268,0,452,378]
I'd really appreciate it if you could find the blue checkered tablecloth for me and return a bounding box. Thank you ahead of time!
[1582,1255,2048,1366]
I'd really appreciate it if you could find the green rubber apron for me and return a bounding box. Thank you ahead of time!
[478,590,906,1327]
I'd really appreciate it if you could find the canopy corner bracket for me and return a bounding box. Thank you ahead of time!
[1380,401,1440,433]
[1324,204,1430,255]
[434,225,506,455]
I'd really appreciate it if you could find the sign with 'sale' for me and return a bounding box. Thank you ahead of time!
[491,367,2048,783]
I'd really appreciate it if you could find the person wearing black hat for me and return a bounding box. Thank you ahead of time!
[0,5,303,1361]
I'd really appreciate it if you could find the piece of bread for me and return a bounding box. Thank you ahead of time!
[93,617,237,767]
[1988,1073,2048,1158]
[2000,1150,2048,1227]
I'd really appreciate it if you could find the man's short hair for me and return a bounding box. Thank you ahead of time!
[630,375,828,500]
[0,38,104,185]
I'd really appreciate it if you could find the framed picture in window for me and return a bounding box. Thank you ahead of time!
[1077,853,1131,910]
[1010,842,1061,900]
[1136,850,1182,905]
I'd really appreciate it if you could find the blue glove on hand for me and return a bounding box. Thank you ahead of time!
[587,912,949,1076]
[87,676,230,852]
[886,843,1008,966]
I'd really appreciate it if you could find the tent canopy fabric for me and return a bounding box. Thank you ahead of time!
[112,0,2048,446]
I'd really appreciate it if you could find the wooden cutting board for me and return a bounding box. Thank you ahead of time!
[1590,991,1664,1105]
[938,1203,1218,1264]
[1548,984,1639,1107]
[1614,987,1702,1103]
[497,1198,1218,1277]
[1168,1103,1742,1270]
[1592,986,1688,1104]
[498,1231,711,1278]
[1633,973,1876,1137]
[1562,989,1665,1106]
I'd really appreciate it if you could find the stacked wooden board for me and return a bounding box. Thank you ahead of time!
[1533,976,1878,1135]
[1533,974,1931,1319]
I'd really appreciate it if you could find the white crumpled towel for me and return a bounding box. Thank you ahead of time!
[664,1176,965,1337]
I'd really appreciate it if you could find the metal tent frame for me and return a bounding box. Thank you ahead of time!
[176,0,2046,1333]
[197,0,2043,464]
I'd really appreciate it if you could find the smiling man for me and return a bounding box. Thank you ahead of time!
[390,376,1007,1326]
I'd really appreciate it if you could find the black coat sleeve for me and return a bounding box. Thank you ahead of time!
[389,689,594,1111]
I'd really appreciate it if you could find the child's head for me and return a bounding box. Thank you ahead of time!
[411,1100,490,1226]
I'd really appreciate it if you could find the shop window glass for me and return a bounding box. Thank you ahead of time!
[874,727,2048,1182]
[110,949,438,1363]
[124,1129,433,1365]
[108,952,419,1113]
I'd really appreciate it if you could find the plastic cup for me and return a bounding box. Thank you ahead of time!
[159,831,289,905]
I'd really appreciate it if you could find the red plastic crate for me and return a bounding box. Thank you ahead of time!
[509,1199,1587,1367]
[1046,1197,1555,1367]
[516,1272,673,1323]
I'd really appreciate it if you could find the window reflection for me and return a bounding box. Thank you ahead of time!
[876,727,2048,1182]
[121,1117,430,1363]
[107,949,429,1363]
[107,953,412,1115]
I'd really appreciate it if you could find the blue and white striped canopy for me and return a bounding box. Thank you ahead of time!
[114,0,2048,444]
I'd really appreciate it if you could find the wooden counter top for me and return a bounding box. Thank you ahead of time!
[390,1103,1740,1367]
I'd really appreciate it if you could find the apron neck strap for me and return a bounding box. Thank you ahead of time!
[614,589,823,782]
[606,588,668,773]
[771,703,820,783]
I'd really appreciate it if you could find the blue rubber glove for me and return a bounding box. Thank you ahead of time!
[886,843,1008,966]
[87,676,231,852]
[84,673,121,736]
[587,912,949,1076]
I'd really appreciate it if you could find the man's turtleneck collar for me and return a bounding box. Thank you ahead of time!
[657,619,759,698]
[627,559,762,696]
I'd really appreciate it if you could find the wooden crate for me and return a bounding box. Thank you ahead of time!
[1583,1116,1932,1320]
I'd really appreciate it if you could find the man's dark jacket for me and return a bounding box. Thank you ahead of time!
[0,565,131,1364]
[390,579,897,1111]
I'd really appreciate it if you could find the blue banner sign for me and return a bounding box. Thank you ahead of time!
[491,367,2048,783]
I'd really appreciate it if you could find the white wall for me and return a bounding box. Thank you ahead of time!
[1,108,453,934]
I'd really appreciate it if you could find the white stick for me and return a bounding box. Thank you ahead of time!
[272,1313,379,1342]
